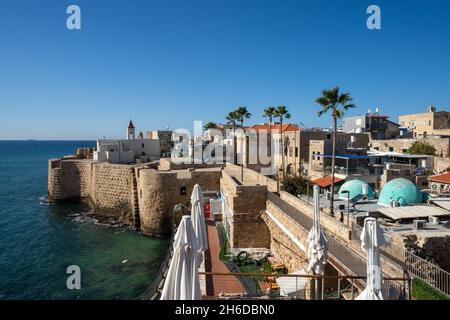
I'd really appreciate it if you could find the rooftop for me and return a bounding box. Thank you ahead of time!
[378,205,450,221]
[429,172,450,184]
[249,123,300,133]
[312,175,344,188]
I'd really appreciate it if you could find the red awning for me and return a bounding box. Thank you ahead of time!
[312,176,344,188]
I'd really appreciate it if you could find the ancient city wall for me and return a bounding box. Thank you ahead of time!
[48,159,93,201]
[220,170,271,248]
[225,163,278,193]
[49,159,222,237]
[90,163,136,225]
[369,137,450,158]
[137,168,222,237]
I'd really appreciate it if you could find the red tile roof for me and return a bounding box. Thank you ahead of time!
[312,176,345,188]
[249,124,300,133]
[428,172,450,184]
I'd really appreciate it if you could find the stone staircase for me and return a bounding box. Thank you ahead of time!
[131,170,141,230]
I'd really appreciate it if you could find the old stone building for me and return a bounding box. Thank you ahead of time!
[399,106,450,138]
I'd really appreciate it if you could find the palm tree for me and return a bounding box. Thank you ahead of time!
[263,106,277,171]
[263,106,276,127]
[274,106,291,180]
[316,87,355,217]
[234,106,252,181]
[203,122,218,131]
[226,111,239,164]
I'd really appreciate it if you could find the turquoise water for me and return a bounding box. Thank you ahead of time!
[0,141,169,300]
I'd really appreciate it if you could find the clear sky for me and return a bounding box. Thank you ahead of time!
[0,0,449,140]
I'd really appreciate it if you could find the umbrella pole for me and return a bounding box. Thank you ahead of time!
[315,278,318,300]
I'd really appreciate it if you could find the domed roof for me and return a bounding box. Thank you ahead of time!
[378,178,423,207]
[338,179,374,200]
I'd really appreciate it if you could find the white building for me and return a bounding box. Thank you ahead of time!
[93,121,160,164]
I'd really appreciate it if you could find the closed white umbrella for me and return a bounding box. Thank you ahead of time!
[355,217,387,300]
[160,216,202,300]
[191,184,209,252]
[307,185,328,275]
[307,185,328,300]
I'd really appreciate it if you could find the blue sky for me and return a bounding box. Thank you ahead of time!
[0,0,449,139]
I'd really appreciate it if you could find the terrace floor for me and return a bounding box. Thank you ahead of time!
[204,220,246,297]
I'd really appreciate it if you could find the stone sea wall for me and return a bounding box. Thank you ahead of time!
[48,159,222,237]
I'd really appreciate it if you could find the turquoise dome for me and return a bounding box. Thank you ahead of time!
[338,179,374,200]
[378,178,423,207]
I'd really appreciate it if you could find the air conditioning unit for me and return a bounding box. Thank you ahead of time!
[413,220,427,230]
[429,216,440,225]
[390,200,399,208]
[338,204,346,211]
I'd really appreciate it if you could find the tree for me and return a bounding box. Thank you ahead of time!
[263,106,276,126]
[263,106,277,171]
[274,106,291,180]
[226,111,239,164]
[408,141,436,156]
[316,87,355,217]
[203,122,218,131]
[282,176,312,197]
[234,106,252,181]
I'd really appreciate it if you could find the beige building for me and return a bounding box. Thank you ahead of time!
[399,106,450,138]
[283,131,369,177]
[147,130,173,157]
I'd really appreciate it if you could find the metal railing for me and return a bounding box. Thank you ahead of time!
[199,272,411,300]
[136,244,173,300]
[352,222,450,297]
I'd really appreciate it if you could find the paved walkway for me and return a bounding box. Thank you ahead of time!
[205,221,246,297]
[268,192,367,278]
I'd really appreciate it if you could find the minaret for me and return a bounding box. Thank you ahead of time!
[127,120,135,140]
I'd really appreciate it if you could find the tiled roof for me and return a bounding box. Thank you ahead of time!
[249,124,300,133]
[312,176,345,188]
[428,172,450,184]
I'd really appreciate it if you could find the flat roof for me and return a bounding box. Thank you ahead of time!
[367,151,432,159]
[430,199,450,212]
[321,154,369,160]
[378,205,450,221]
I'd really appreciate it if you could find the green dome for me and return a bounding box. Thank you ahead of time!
[378,178,423,207]
[338,179,374,200]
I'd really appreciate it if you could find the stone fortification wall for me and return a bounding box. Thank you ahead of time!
[225,163,278,193]
[48,159,93,201]
[136,168,222,237]
[220,171,270,248]
[90,163,136,225]
[49,159,136,225]
[49,159,222,237]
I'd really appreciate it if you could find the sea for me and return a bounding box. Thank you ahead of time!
[0,141,169,300]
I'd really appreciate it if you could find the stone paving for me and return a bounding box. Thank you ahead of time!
[204,221,246,297]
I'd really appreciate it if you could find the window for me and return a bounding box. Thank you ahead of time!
[295,147,298,157]
[289,147,293,157]
[140,189,142,198]
[327,134,331,140]
[180,186,187,195]
[142,143,145,148]
[389,147,394,152]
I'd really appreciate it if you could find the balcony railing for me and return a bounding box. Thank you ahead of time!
[199,272,411,300]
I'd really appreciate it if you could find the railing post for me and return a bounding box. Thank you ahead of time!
[322,277,325,300]
[351,279,355,300]
[337,275,341,300]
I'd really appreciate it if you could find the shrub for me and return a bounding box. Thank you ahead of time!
[282,176,311,196]
[412,278,450,300]
[407,141,436,156]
